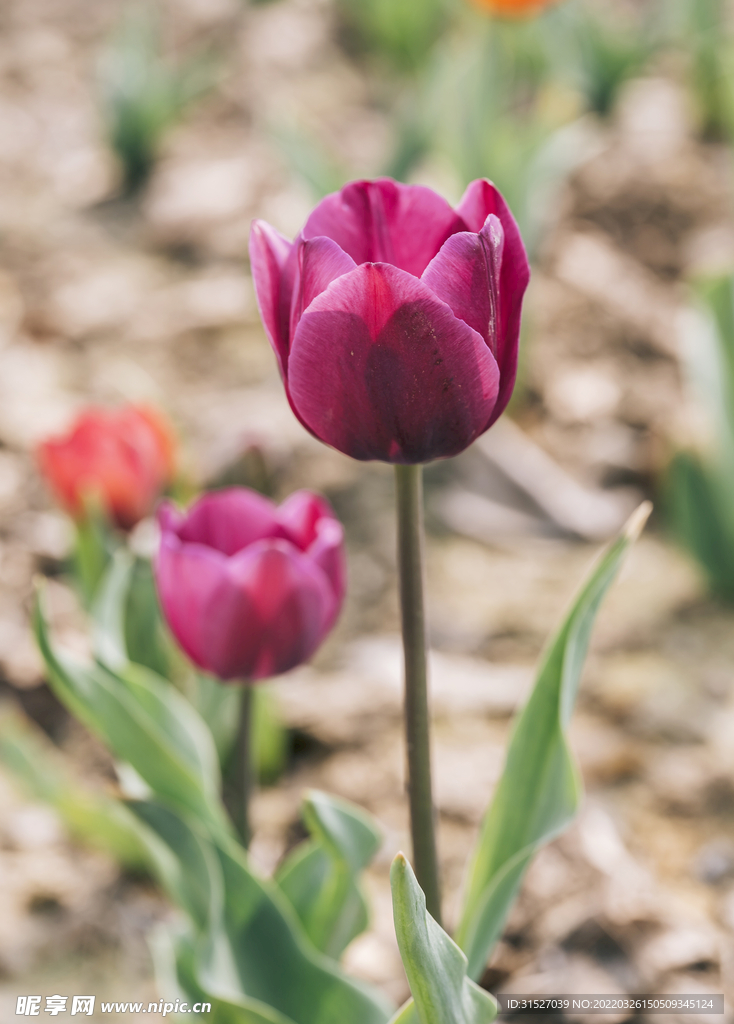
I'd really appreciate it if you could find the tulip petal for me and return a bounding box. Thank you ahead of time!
[249,220,297,374]
[154,534,245,677]
[174,488,283,556]
[276,490,335,551]
[455,179,530,423]
[302,179,465,278]
[217,540,335,680]
[290,236,357,341]
[307,517,347,623]
[422,214,503,355]
[276,491,346,618]
[288,263,500,463]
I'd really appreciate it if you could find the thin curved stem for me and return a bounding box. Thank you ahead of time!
[395,463,442,924]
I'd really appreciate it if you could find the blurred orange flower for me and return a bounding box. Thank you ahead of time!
[469,0,557,17]
[37,405,176,531]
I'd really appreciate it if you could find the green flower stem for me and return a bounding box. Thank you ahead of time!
[394,463,442,924]
[234,684,255,847]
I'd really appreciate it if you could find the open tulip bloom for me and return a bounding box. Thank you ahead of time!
[250,177,530,465]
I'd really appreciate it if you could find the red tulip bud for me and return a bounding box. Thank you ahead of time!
[37,405,175,531]
[468,0,558,16]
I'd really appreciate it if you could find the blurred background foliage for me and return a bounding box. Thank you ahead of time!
[99,3,217,196]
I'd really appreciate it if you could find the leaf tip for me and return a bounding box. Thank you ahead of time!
[624,500,652,543]
[391,851,409,881]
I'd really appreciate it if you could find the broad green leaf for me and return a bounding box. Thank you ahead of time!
[92,547,135,671]
[276,790,381,959]
[74,506,117,607]
[390,854,496,1024]
[125,555,172,678]
[0,706,147,868]
[215,837,393,1024]
[150,925,289,1024]
[209,996,298,1024]
[34,592,227,832]
[130,800,395,1024]
[455,503,651,980]
[666,451,734,601]
[387,1002,418,1024]
[148,922,204,1008]
[131,800,222,929]
[667,275,734,602]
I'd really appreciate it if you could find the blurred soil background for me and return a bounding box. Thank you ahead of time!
[1,0,734,1020]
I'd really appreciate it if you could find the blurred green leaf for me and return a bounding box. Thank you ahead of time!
[0,705,147,868]
[666,451,734,601]
[92,545,171,681]
[666,275,734,600]
[92,547,135,671]
[677,0,734,140]
[455,503,651,980]
[337,0,451,74]
[426,14,582,251]
[125,556,172,677]
[150,918,298,1024]
[209,997,298,1024]
[547,0,659,118]
[276,790,381,959]
[389,854,497,1024]
[74,507,117,608]
[35,591,227,832]
[91,549,286,780]
[100,4,217,195]
[270,127,346,200]
[130,800,395,1024]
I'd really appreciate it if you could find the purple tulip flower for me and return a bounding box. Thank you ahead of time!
[249,177,530,464]
[154,488,346,681]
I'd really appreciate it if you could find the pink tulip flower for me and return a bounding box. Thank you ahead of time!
[249,177,529,464]
[154,488,346,681]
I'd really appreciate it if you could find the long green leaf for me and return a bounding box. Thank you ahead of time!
[210,996,298,1024]
[389,855,496,1024]
[666,451,734,600]
[34,592,226,832]
[667,275,734,601]
[91,552,283,776]
[150,924,294,1024]
[129,801,394,1024]
[0,705,147,868]
[91,547,135,670]
[455,503,651,980]
[276,790,382,959]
